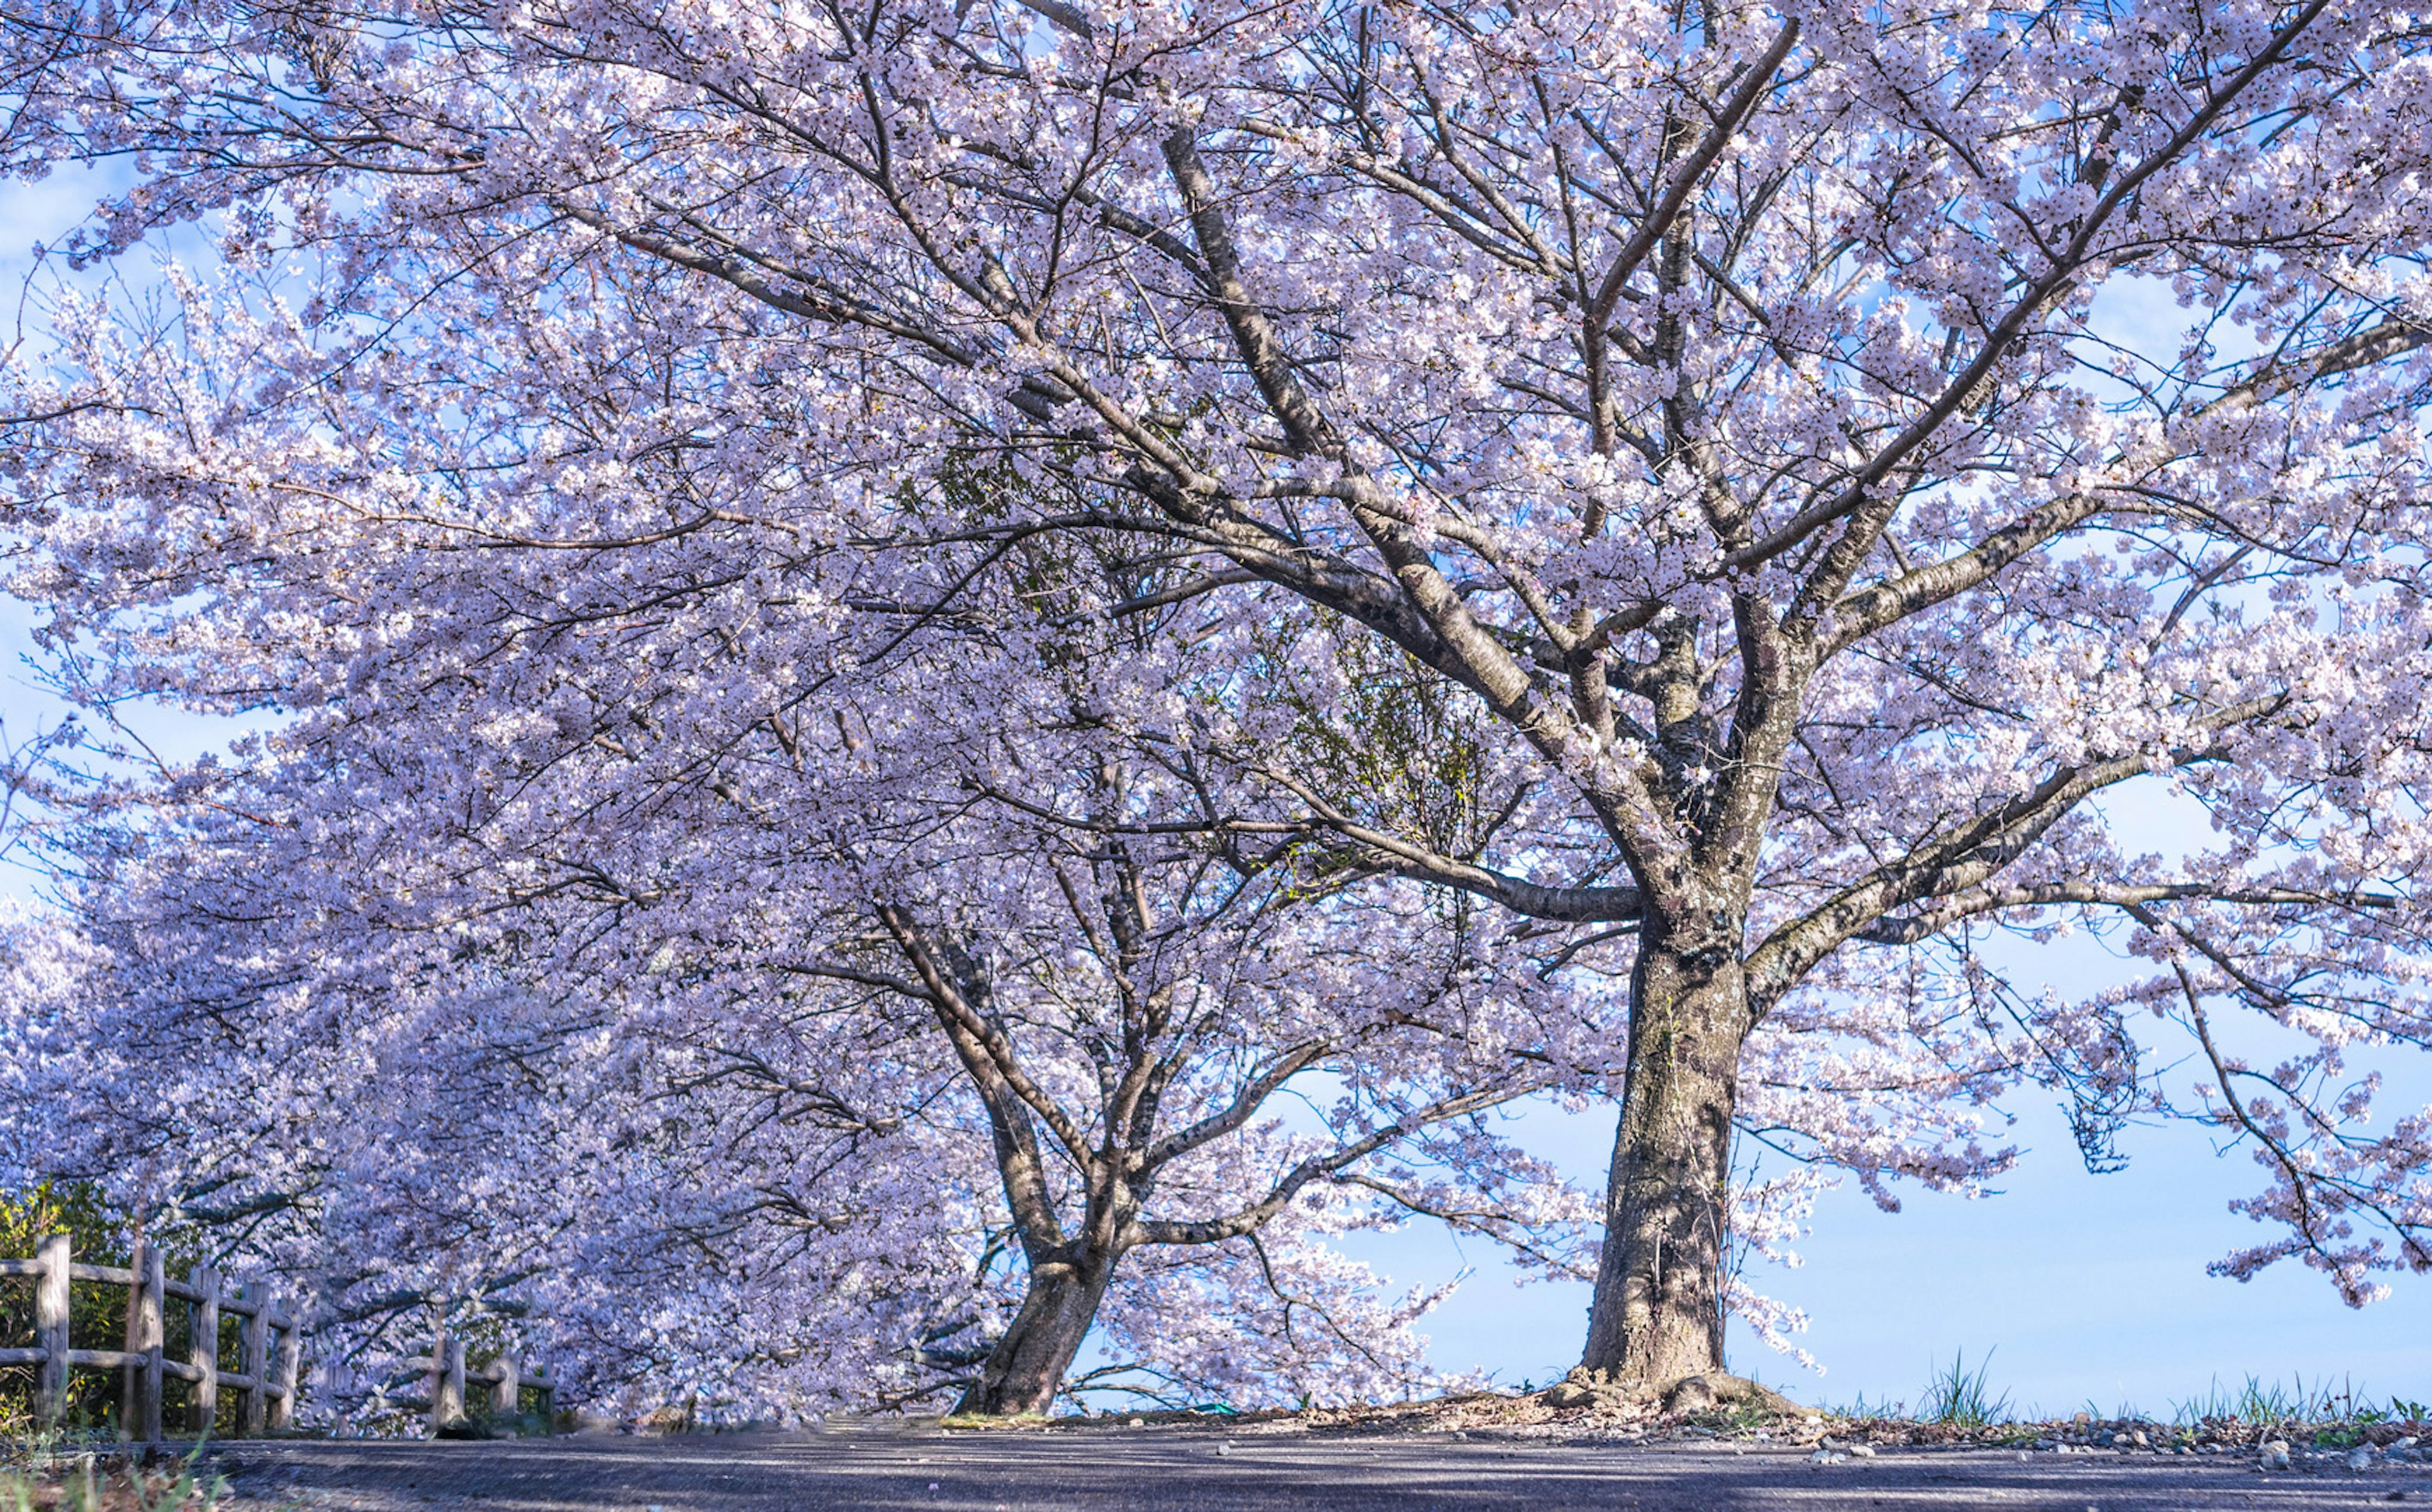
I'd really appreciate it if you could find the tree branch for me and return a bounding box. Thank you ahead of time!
[1745,698,2281,1002]
[1123,1084,1537,1248]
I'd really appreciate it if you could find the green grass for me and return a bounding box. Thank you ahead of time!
[1821,1365,2428,1435]
[1919,1351,2013,1427]
[1689,1400,1786,1435]
[2163,1374,2429,1431]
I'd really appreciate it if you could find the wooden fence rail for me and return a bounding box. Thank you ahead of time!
[0,1232,303,1439]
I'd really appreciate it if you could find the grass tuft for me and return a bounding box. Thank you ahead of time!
[1918,1350,2012,1427]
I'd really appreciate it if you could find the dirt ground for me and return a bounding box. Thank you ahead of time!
[193,1423,2432,1512]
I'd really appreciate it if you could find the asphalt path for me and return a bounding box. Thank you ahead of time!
[200,1428,2432,1511]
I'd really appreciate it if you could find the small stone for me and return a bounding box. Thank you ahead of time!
[1127,1418,1145,1429]
[2128,1430,2150,1448]
[1808,1450,1842,1466]
[2395,1437,2422,1452]
[1215,1443,1234,1457]
[2262,1440,2292,1471]
[2017,1452,2032,1464]
[1848,1444,1877,1459]
[2351,1447,2378,1473]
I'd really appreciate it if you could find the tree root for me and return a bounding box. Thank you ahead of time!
[1540,1366,1802,1416]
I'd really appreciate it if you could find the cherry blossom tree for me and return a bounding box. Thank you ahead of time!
[0,455,1600,1416]
[4,0,2432,1401]
[9,761,1593,1418]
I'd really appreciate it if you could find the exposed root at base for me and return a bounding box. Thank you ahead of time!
[1539,1367,1800,1416]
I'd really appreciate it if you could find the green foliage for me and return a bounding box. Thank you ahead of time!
[0,1184,131,1269]
[1253,631,1507,911]
[1918,1351,2012,1427]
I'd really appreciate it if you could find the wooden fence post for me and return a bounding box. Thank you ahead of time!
[493,1354,519,1426]
[189,1265,220,1435]
[34,1232,70,1429]
[237,1282,270,1435]
[269,1299,301,1432]
[425,1319,450,1434]
[429,1333,466,1433]
[119,1235,144,1440]
[137,1241,165,1441]
[119,1236,167,1441]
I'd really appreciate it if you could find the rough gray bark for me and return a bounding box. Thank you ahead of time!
[953,1249,1119,1417]
[1580,938,1752,1382]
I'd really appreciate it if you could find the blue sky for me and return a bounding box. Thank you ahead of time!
[4,177,2429,1421]
[1354,1092,2432,1416]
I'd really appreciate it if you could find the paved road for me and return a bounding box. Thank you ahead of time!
[200,1429,2432,1511]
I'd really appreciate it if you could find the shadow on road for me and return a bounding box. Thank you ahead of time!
[204,1427,2431,1511]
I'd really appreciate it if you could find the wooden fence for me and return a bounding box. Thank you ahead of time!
[384,1325,554,1435]
[2,1232,552,1439]
[0,1233,300,1438]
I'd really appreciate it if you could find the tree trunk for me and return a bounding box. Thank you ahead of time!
[953,1248,1118,1416]
[1579,936,1752,1384]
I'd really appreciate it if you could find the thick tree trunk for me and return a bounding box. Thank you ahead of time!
[952,1248,1118,1416]
[1579,936,1752,1384]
